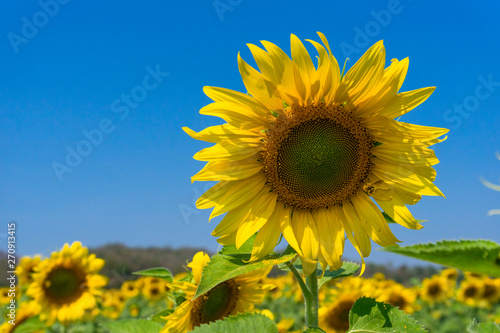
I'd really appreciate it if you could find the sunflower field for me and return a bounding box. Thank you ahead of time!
[3,32,500,333]
[2,240,500,333]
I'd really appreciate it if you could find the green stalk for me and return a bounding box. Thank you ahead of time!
[288,261,319,329]
[304,266,319,328]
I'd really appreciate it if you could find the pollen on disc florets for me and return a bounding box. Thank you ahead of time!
[262,103,374,210]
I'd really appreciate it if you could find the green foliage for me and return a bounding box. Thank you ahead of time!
[347,297,427,333]
[190,313,278,333]
[132,267,173,282]
[303,327,326,332]
[383,240,500,277]
[11,316,46,333]
[194,237,297,299]
[467,319,500,333]
[278,261,360,288]
[100,319,162,333]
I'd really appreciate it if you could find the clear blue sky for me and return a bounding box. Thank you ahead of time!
[1,0,499,267]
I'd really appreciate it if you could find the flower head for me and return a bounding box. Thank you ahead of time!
[187,33,447,275]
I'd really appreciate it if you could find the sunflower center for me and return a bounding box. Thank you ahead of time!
[44,266,85,304]
[427,283,442,297]
[263,104,373,209]
[326,298,355,331]
[192,279,238,327]
[464,286,478,298]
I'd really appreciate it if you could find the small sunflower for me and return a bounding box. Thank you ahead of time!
[319,292,361,333]
[161,251,270,332]
[420,275,453,304]
[378,283,417,314]
[186,32,447,275]
[0,301,42,333]
[16,256,42,287]
[100,289,125,319]
[121,280,141,299]
[26,242,108,325]
[440,268,459,285]
[142,277,169,302]
[457,279,484,307]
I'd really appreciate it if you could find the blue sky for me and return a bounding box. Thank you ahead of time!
[1,0,499,267]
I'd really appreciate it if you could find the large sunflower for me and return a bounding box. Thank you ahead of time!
[186,32,447,275]
[26,242,108,325]
[161,252,270,332]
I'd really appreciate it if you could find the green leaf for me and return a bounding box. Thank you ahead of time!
[382,239,500,277]
[9,316,45,333]
[190,313,278,333]
[101,319,162,333]
[468,319,500,333]
[194,240,297,299]
[347,297,427,333]
[132,267,173,282]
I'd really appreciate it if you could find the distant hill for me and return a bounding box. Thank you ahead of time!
[0,244,440,288]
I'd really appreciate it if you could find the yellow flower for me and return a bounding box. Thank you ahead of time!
[26,242,108,325]
[377,283,417,314]
[0,287,15,305]
[457,278,484,307]
[319,292,361,333]
[142,277,169,302]
[420,275,453,303]
[440,268,459,285]
[0,301,43,333]
[186,32,447,275]
[161,251,270,332]
[121,280,141,299]
[16,256,42,287]
[100,289,125,319]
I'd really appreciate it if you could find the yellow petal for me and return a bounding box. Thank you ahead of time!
[292,210,319,262]
[238,53,283,111]
[249,209,282,261]
[314,208,344,270]
[336,41,386,107]
[235,190,278,248]
[187,252,210,286]
[200,101,269,128]
[208,174,267,220]
[193,141,260,162]
[183,124,260,143]
[191,159,263,182]
[277,205,304,257]
[375,87,436,118]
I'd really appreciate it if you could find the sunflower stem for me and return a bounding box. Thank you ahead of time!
[304,266,319,328]
[287,261,310,299]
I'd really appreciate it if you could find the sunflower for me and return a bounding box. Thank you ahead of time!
[457,279,484,307]
[186,32,447,275]
[121,280,141,299]
[319,292,361,333]
[377,283,417,314]
[142,277,169,302]
[100,289,125,319]
[419,275,453,304]
[26,242,108,325]
[0,301,42,333]
[161,251,271,332]
[440,268,459,285]
[16,255,42,287]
